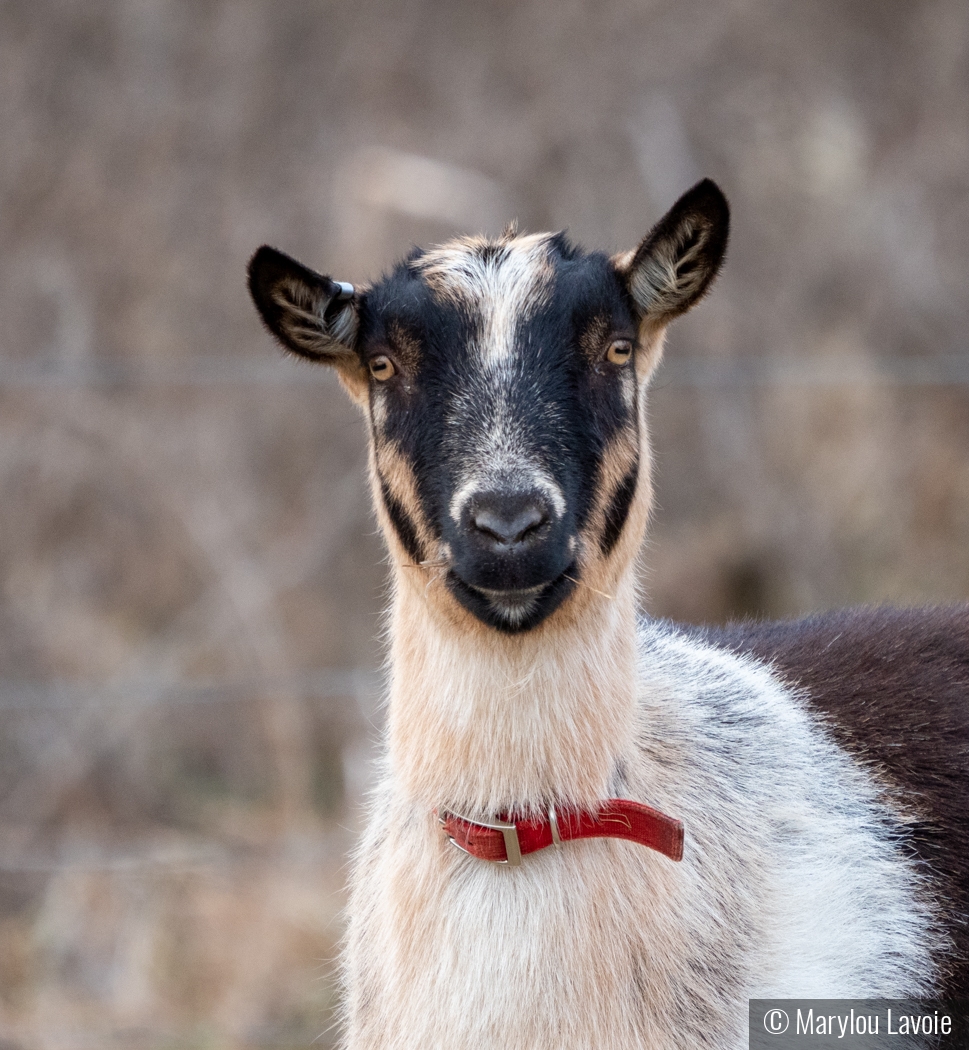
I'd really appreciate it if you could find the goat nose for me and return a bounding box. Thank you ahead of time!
[471,500,548,548]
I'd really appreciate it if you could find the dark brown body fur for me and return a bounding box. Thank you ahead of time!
[700,605,969,996]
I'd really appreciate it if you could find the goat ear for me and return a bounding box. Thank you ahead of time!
[615,179,729,329]
[247,246,361,367]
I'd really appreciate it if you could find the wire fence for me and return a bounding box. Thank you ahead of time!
[0,669,383,712]
[1,354,968,389]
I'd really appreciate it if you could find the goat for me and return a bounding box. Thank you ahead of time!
[247,179,969,1049]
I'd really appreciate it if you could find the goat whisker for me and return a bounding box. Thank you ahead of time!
[563,574,614,601]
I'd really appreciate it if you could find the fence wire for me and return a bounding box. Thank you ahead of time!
[1,354,968,389]
[0,669,383,712]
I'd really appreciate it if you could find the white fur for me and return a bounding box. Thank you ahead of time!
[341,595,942,1049]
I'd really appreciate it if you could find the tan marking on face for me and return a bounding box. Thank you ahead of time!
[565,423,654,609]
[369,387,388,430]
[374,439,436,561]
[587,432,640,547]
[634,328,667,384]
[619,362,636,410]
[337,366,369,405]
[387,320,422,373]
[578,314,611,363]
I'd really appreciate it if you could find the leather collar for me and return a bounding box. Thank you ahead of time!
[438,799,683,866]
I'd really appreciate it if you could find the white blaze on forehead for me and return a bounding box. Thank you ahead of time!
[419,231,568,525]
[416,232,555,366]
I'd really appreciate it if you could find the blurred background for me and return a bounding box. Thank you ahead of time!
[1,0,967,1046]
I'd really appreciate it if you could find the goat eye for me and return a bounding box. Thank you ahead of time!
[368,355,396,381]
[605,339,633,365]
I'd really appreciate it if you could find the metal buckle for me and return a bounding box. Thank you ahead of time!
[440,811,522,866]
[548,804,562,847]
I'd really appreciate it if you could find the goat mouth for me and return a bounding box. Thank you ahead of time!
[473,582,547,601]
[446,564,577,633]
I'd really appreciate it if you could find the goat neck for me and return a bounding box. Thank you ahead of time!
[385,550,640,819]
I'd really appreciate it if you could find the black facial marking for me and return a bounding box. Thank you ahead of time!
[249,184,731,634]
[600,461,640,556]
[356,235,641,632]
[378,476,423,563]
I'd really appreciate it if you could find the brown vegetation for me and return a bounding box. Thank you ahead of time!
[1,1,967,1046]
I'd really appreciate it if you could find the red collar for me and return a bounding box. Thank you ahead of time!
[438,799,683,867]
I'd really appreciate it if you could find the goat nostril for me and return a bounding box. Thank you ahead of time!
[472,504,548,547]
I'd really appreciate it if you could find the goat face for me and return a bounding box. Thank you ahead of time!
[248,180,729,633]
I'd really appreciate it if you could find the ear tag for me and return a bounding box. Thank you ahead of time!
[333,281,355,300]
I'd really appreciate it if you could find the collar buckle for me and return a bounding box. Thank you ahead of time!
[439,810,522,866]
